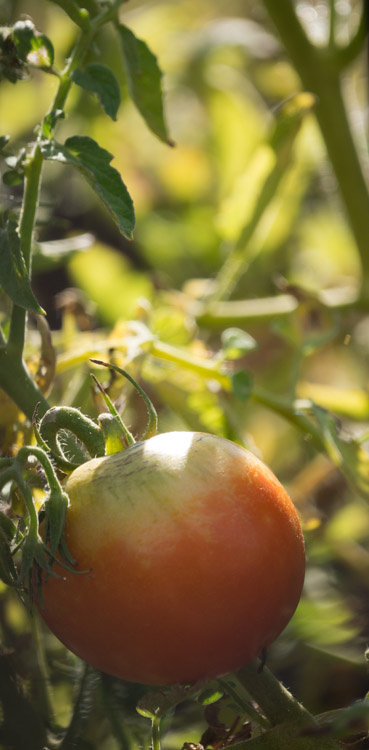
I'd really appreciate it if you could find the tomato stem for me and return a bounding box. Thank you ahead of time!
[151,714,162,750]
[235,659,313,728]
[217,677,270,730]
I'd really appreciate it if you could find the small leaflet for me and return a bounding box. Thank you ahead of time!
[0,219,45,313]
[118,23,173,146]
[40,136,135,240]
[72,63,121,121]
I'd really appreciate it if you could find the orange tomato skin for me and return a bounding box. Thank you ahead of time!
[38,432,305,685]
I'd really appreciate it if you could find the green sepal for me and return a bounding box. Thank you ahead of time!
[0,525,18,586]
[98,413,131,454]
[43,487,69,560]
[0,507,16,540]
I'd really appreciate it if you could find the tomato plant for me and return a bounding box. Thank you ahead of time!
[38,430,305,686]
[2,0,369,746]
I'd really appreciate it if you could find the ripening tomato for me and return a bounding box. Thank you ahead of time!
[38,431,305,685]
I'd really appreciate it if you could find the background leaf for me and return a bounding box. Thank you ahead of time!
[118,23,173,146]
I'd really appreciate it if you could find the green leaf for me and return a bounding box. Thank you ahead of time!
[231,370,253,401]
[0,219,45,313]
[118,23,173,146]
[40,136,135,239]
[0,526,17,586]
[72,63,121,120]
[2,170,23,186]
[12,20,54,69]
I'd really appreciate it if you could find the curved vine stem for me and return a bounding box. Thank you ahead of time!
[91,359,158,440]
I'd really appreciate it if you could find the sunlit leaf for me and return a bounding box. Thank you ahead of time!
[40,136,135,240]
[118,23,173,146]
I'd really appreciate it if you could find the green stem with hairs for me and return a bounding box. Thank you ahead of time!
[234,661,312,728]
[151,714,162,750]
[220,662,342,749]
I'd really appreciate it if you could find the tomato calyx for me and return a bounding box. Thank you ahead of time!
[32,360,158,471]
[0,445,85,598]
[16,361,157,596]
